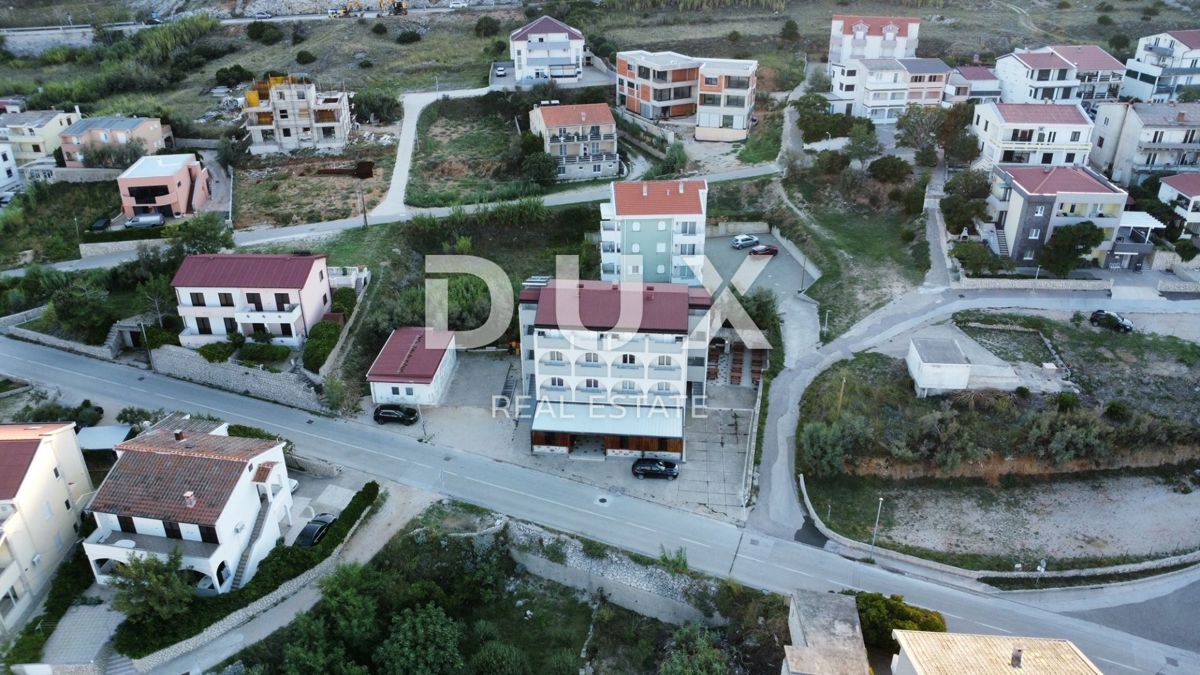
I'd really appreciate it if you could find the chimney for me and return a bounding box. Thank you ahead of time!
[679,180,685,193]
[1011,648,1024,668]
[581,111,587,122]
[642,183,648,197]
[1178,111,1187,123]
[173,429,184,441]
[183,491,196,509]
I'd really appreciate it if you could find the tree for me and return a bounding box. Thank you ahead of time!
[799,421,847,477]
[283,614,369,675]
[844,123,882,166]
[807,69,832,93]
[373,603,463,675]
[727,30,742,44]
[468,641,528,675]
[354,89,402,123]
[319,564,382,662]
[49,278,115,343]
[852,592,946,654]
[116,406,165,426]
[521,151,558,187]
[110,548,193,625]
[214,64,254,87]
[938,102,974,149]
[474,16,500,37]
[1178,87,1200,103]
[137,275,173,327]
[168,213,233,256]
[943,128,980,165]
[82,138,146,169]
[296,50,316,64]
[895,104,945,157]
[868,155,913,183]
[951,241,1010,276]
[1108,34,1131,52]
[659,625,727,675]
[780,19,799,42]
[217,134,244,168]
[815,150,850,174]
[1037,221,1103,277]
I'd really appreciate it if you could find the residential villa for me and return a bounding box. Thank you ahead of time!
[367,327,458,406]
[0,109,77,165]
[117,154,210,219]
[517,278,711,459]
[891,630,1103,675]
[1121,29,1200,103]
[833,57,950,122]
[0,96,26,113]
[970,102,1094,170]
[0,423,93,638]
[615,50,758,142]
[509,15,585,83]
[242,76,353,155]
[994,46,1124,111]
[1089,102,1200,185]
[826,14,920,115]
[1159,173,1200,237]
[942,66,1002,107]
[171,253,334,348]
[58,116,173,168]
[528,102,619,181]
[84,427,292,596]
[0,146,19,193]
[980,164,1164,270]
[599,179,708,287]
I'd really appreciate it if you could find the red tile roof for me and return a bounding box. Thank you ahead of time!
[535,103,614,129]
[1002,166,1121,196]
[955,66,997,81]
[993,103,1089,125]
[252,461,277,483]
[1167,29,1200,49]
[510,15,583,42]
[1161,173,1200,198]
[367,327,454,384]
[171,254,325,289]
[613,180,706,217]
[1047,45,1124,71]
[90,431,281,526]
[833,15,918,37]
[1009,51,1071,71]
[0,423,74,500]
[529,280,705,334]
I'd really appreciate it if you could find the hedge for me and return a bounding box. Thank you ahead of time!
[302,319,341,372]
[112,481,381,658]
[240,342,290,363]
[197,341,235,363]
[81,227,167,244]
[331,286,357,315]
[3,548,96,670]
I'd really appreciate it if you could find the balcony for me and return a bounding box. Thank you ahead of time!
[611,363,645,378]
[548,132,616,144]
[537,359,571,376]
[648,338,683,354]
[1138,141,1200,151]
[561,153,619,165]
[535,333,569,349]
[649,363,682,376]
[1143,43,1174,56]
[574,361,607,376]
[234,303,301,325]
[1133,161,1200,173]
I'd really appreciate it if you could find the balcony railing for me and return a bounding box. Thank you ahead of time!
[1138,141,1200,151]
[234,303,300,324]
[548,132,616,144]
[561,153,619,165]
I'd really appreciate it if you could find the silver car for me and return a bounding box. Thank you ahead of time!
[731,234,759,249]
[127,213,165,228]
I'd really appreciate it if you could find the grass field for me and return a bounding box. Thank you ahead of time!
[0,181,121,264]
[736,102,783,164]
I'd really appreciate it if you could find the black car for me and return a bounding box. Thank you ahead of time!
[374,404,419,425]
[1089,310,1133,333]
[632,459,679,480]
[89,217,111,232]
[295,513,338,547]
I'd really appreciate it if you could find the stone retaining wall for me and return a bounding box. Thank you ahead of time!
[317,291,366,379]
[172,138,221,149]
[707,221,769,238]
[45,167,123,183]
[78,239,167,258]
[0,305,47,328]
[5,326,119,360]
[152,345,323,412]
[1157,280,1200,293]
[953,277,1112,292]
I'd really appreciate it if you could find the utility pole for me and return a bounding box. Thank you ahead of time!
[358,184,368,229]
[871,496,883,553]
[835,375,847,417]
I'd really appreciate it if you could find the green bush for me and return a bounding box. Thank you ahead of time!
[580,538,609,559]
[474,16,500,37]
[197,341,235,363]
[868,155,913,183]
[1176,239,1199,261]
[214,64,254,87]
[1056,391,1081,412]
[296,50,316,65]
[144,325,180,349]
[240,342,290,363]
[816,150,850,175]
[302,320,342,372]
[396,30,421,44]
[1105,400,1132,422]
[331,286,357,315]
[371,22,387,35]
[1097,14,1114,24]
[1015,385,1031,399]
[851,591,946,653]
[247,21,283,44]
[81,227,167,244]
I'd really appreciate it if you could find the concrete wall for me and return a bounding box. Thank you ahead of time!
[78,239,166,258]
[152,345,324,412]
[0,305,47,328]
[953,277,1112,291]
[5,326,119,360]
[707,221,769,237]
[170,138,220,150]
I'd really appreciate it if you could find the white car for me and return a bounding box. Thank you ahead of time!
[253,11,273,19]
[448,0,467,7]
[731,234,760,249]
[289,478,300,494]
[495,66,506,77]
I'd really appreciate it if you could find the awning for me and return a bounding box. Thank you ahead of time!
[76,425,135,451]
[532,402,683,439]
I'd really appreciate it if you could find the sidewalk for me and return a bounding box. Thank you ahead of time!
[148,481,439,675]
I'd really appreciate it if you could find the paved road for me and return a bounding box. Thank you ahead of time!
[0,337,1195,674]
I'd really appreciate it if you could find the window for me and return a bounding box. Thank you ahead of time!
[621,354,637,365]
[323,293,328,305]
[584,352,599,364]
[631,243,641,253]
[630,265,640,274]
[1070,131,1081,142]
[593,164,601,173]
[699,93,721,106]
[1034,205,1045,217]
[1023,250,1035,260]
[224,317,237,334]
[392,386,400,395]
[118,515,135,533]
[657,264,666,274]
[618,380,637,392]
[275,292,290,309]
[724,95,746,108]
[218,292,233,307]
[406,387,414,395]
[1065,153,1076,163]
[655,382,672,393]
[64,498,71,511]
[703,76,718,85]
[549,377,564,388]
[247,292,262,310]
[190,292,206,307]
[656,242,666,253]
[280,109,289,119]
[319,269,324,281]
[196,317,212,335]
[53,466,60,479]
[164,521,181,539]
[200,525,219,544]
[1029,228,1041,240]
[32,144,40,152]
[721,115,735,128]
[1097,137,1104,148]
[283,128,292,138]
[584,378,600,389]
[547,350,564,362]
[657,355,672,367]
[280,324,292,337]
[631,221,641,231]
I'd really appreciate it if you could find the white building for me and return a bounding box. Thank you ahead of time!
[827,14,920,115]
[834,57,950,122]
[242,76,353,156]
[942,66,1002,107]
[970,102,1094,170]
[1121,29,1200,103]
[1089,102,1200,185]
[1159,173,1200,237]
[518,278,711,459]
[509,16,586,83]
[528,103,619,181]
[172,254,335,348]
[0,144,20,193]
[367,327,457,406]
[599,179,707,287]
[906,338,971,398]
[994,46,1124,111]
[615,50,758,142]
[0,423,93,638]
[84,427,292,595]
[891,630,1103,675]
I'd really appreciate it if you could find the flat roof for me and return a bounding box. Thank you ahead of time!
[76,425,135,451]
[119,153,196,179]
[898,58,950,74]
[532,402,683,438]
[892,630,1103,675]
[367,327,454,384]
[911,338,968,365]
[1001,165,1121,196]
[785,590,872,675]
[619,50,699,69]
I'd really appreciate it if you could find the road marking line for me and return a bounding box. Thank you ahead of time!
[1094,657,1138,671]
[413,462,433,469]
[769,563,811,578]
[679,537,711,549]
[454,474,619,522]
[623,521,659,533]
[737,553,766,563]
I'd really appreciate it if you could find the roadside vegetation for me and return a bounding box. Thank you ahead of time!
[0,181,121,265]
[736,99,784,164]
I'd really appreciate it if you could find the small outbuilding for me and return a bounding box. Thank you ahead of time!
[75,425,135,453]
[367,327,457,406]
[905,338,971,398]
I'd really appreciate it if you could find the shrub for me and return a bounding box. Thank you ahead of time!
[302,320,342,372]
[580,538,609,559]
[658,545,688,574]
[214,64,254,87]
[1097,14,1114,25]
[371,22,387,35]
[1015,386,1031,399]
[246,21,283,44]
[396,31,421,44]
[469,641,528,675]
[1056,0,1071,7]
[240,342,290,364]
[474,16,500,37]
[197,341,235,363]
[816,150,850,175]
[851,592,946,653]
[915,146,938,167]
[359,59,373,68]
[332,286,357,315]
[296,50,316,65]
[1096,1,1114,9]
[1056,391,1081,412]
[868,155,912,183]
[1105,400,1132,422]
[543,539,567,564]
[1176,239,1199,261]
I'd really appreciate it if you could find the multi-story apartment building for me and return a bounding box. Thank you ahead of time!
[528,103,619,180]
[171,254,334,348]
[59,117,173,168]
[85,427,292,595]
[517,278,711,459]
[0,109,77,165]
[508,15,585,83]
[942,66,1002,107]
[599,179,707,287]
[970,102,1094,170]
[980,164,1163,270]
[1158,173,1200,237]
[1089,102,1200,185]
[242,76,353,156]
[117,154,210,219]
[0,423,92,638]
[615,51,758,142]
[995,46,1124,111]
[835,57,949,122]
[827,14,920,114]
[1121,29,1200,102]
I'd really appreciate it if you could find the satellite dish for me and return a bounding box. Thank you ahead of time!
[114,539,136,549]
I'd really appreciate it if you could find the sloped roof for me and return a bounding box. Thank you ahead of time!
[1167,29,1200,49]
[892,630,1102,674]
[832,15,919,37]
[367,327,454,384]
[993,103,1089,125]
[510,15,583,42]
[0,110,67,128]
[1129,102,1200,127]
[534,103,614,128]
[252,461,277,483]
[529,280,697,333]
[1047,45,1123,71]
[61,117,153,136]
[171,254,325,289]
[1008,51,1071,71]
[0,423,74,500]
[898,58,950,74]
[1002,165,1121,196]
[150,412,226,435]
[612,180,707,216]
[955,66,998,81]
[1161,173,1200,198]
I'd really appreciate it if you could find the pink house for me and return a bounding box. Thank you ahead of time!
[117,154,209,219]
[59,117,173,168]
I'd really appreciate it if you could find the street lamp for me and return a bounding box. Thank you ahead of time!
[870,496,884,552]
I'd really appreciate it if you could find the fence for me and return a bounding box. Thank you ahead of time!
[707,221,769,238]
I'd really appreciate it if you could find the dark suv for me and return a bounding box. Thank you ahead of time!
[632,459,679,480]
[374,404,419,425]
[1089,310,1133,333]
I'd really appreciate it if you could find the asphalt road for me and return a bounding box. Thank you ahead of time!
[0,337,1195,675]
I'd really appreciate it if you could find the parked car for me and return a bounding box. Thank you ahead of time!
[127,213,165,228]
[1089,310,1133,333]
[495,66,507,77]
[89,217,111,232]
[288,478,299,494]
[295,513,338,547]
[374,404,419,425]
[448,0,468,7]
[632,459,679,480]
[748,244,778,256]
[253,11,273,18]
[731,234,759,249]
